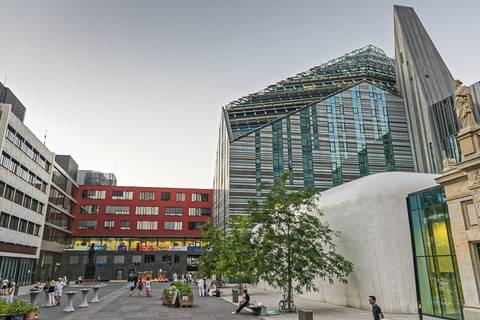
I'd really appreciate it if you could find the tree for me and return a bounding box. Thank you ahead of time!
[198,220,226,278]
[249,175,353,312]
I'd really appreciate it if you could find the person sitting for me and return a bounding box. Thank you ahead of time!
[208,283,217,297]
[232,289,250,314]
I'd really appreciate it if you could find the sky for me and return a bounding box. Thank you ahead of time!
[0,0,479,188]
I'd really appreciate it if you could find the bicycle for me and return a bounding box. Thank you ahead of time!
[278,290,296,312]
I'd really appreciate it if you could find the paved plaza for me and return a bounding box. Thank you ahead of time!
[14,281,437,320]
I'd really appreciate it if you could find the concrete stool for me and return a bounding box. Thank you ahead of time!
[43,291,51,307]
[63,291,78,312]
[91,285,101,303]
[298,309,313,320]
[29,290,41,306]
[79,288,90,308]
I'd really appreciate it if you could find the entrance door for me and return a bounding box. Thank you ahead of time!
[116,269,123,280]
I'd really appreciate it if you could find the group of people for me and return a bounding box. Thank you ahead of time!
[196,278,217,297]
[0,278,16,303]
[127,275,152,297]
[171,272,193,283]
[41,278,67,307]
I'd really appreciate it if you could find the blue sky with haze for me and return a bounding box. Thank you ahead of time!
[0,0,478,187]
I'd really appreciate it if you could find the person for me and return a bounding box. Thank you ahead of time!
[368,296,384,320]
[232,289,250,314]
[129,279,137,296]
[203,277,207,296]
[1,278,8,295]
[6,281,15,303]
[137,279,143,296]
[47,280,56,307]
[54,278,65,306]
[172,272,178,281]
[197,278,205,297]
[75,275,82,285]
[208,282,217,297]
[144,278,152,297]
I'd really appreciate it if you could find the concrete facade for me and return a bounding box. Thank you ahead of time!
[259,172,439,314]
[436,123,480,320]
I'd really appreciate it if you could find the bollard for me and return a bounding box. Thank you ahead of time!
[63,291,78,312]
[91,286,101,303]
[42,291,51,307]
[298,309,313,320]
[79,288,91,308]
[29,290,41,306]
[232,288,239,303]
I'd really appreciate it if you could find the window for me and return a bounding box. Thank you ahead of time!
[144,255,155,263]
[164,221,182,230]
[9,216,19,231]
[192,193,209,202]
[111,191,133,200]
[27,222,34,235]
[78,220,97,230]
[120,220,131,230]
[96,256,107,264]
[104,220,115,230]
[22,195,32,209]
[137,221,158,230]
[0,181,4,197]
[132,255,142,263]
[19,219,28,233]
[33,224,40,236]
[165,207,183,216]
[69,256,79,264]
[140,192,155,201]
[114,256,124,264]
[174,255,180,264]
[82,190,106,199]
[106,206,130,215]
[135,206,159,215]
[80,205,99,214]
[188,221,205,231]
[188,208,211,216]
[161,192,171,201]
[0,212,10,228]
[13,191,23,205]
[4,185,14,201]
[162,255,171,263]
[176,192,186,202]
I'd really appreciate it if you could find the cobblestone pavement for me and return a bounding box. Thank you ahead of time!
[20,282,250,320]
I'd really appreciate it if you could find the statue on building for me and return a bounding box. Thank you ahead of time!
[454,79,477,129]
[442,151,456,172]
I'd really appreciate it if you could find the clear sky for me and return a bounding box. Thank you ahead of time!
[0,0,478,188]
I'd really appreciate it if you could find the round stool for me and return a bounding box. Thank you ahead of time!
[79,288,90,308]
[62,291,78,312]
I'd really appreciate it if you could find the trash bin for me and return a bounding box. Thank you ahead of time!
[232,288,239,303]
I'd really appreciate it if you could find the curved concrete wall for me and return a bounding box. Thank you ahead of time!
[258,172,438,314]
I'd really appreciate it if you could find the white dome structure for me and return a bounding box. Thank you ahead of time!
[296,172,438,313]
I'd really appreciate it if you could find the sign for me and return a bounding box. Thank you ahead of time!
[187,246,203,251]
[139,245,156,251]
[64,246,89,251]
[170,246,188,251]
[94,245,106,251]
[117,245,127,251]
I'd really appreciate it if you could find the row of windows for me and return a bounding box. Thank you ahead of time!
[77,220,204,231]
[0,180,45,215]
[0,212,41,236]
[42,225,70,245]
[69,254,183,265]
[0,152,48,193]
[46,205,73,230]
[80,205,211,216]
[52,168,77,199]
[49,187,75,213]
[81,190,209,202]
[6,125,51,173]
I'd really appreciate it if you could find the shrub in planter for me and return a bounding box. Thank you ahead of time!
[0,300,38,320]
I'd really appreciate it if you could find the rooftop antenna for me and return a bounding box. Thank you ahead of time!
[43,130,48,145]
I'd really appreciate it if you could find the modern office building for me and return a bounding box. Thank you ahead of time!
[0,104,54,286]
[63,185,212,280]
[36,155,78,282]
[394,5,460,172]
[0,82,26,122]
[76,170,117,186]
[214,45,414,227]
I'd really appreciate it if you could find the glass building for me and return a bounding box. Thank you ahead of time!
[214,45,414,227]
[407,186,464,319]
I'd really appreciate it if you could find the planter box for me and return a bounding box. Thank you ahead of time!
[162,290,174,306]
[180,294,193,307]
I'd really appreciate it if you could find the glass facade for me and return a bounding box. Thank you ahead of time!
[407,186,464,320]
[0,256,36,286]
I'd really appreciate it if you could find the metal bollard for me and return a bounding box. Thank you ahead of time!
[91,286,101,303]
[79,288,91,308]
[298,309,313,320]
[63,291,78,312]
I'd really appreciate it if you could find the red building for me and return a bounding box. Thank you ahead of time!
[71,185,212,251]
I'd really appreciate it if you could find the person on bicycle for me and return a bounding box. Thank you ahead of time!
[232,289,250,314]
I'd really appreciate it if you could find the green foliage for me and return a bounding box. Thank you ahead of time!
[249,174,353,311]
[0,300,38,315]
[171,281,193,296]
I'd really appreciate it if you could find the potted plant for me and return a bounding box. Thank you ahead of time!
[6,300,38,320]
[0,301,11,320]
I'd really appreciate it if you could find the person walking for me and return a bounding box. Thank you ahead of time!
[47,281,56,307]
[145,278,152,297]
[172,272,178,282]
[137,279,143,296]
[1,278,8,295]
[232,289,250,314]
[197,278,205,297]
[5,282,15,303]
[368,296,384,320]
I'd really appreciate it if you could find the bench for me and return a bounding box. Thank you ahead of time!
[246,304,267,316]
